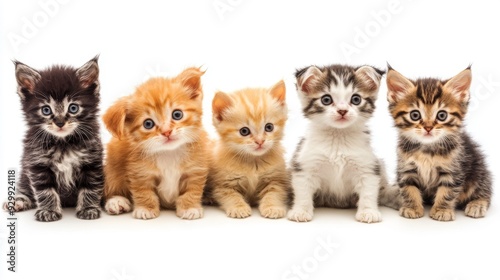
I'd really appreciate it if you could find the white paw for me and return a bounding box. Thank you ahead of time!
[356,208,382,223]
[132,206,159,220]
[287,207,313,222]
[3,196,33,212]
[105,196,132,215]
[177,208,204,220]
[14,200,27,211]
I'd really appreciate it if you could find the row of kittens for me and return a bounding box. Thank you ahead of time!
[4,57,492,223]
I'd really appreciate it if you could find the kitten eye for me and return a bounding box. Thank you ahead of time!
[172,109,183,120]
[68,104,79,114]
[436,110,448,121]
[265,123,274,132]
[239,127,251,136]
[41,106,52,116]
[321,94,333,106]
[350,94,362,105]
[410,110,421,121]
[143,119,155,129]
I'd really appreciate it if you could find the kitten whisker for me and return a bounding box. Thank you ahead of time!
[14,58,104,222]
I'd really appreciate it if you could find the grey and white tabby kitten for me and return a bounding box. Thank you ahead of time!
[3,57,104,222]
[288,64,399,223]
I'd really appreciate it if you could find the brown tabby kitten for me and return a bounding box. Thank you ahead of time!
[387,65,492,221]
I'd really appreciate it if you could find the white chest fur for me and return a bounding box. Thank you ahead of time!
[300,127,377,195]
[51,149,84,190]
[155,151,183,208]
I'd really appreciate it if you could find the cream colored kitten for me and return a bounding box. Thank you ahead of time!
[205,81,290,219]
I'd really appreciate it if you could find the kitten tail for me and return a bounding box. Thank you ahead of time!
[377,160,401,210]
[379,183,401,210]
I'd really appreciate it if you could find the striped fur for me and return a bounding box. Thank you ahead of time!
[4,57,104,222]
[387,66,492,221]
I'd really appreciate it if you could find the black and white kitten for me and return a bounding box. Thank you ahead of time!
[3,57,104,222]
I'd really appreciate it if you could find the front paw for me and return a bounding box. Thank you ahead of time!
[132,206,159,220]
[3,196,34,212]
[105,196,132,215]
[399,206,424,219]
[430,207,455,222]
[35,209,62,222]
[177,207,203,220]
[225,204,252,219]
[356,208,382,223]
[77,207,101,220]
[287,207,313,222]
[259,205,287,219]
[465,200,488,218]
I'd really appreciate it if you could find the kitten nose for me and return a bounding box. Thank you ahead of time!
[163,130,172,137]
[338,110,348,116]
[424,126,433,132]
[255,140,265,146]
[54,121,65,128]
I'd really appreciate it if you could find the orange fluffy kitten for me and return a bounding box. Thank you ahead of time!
[103,68,209,220]
[204,81,290,219]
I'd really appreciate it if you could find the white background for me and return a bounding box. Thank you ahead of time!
[1,1,499,279]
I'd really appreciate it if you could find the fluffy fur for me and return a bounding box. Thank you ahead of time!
[204,81,290,219]
[102,68,209,220]
[3,57,104,222]
[287,64,397,223]
[387,66,492,221]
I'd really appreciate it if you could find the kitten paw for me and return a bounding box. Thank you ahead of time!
[35,209,62,222]
[76,207,101,220]
[3,196,34,212]
[177,208,203,220]
[132,207,159,220]
[14,199,31,211]
[399,206,424,219]
[226,205,252,219]
[356,208,382,223]
[464,200,488,218]
[105,196,132,215]
[259,206,287,219]
[430,208,455,221]
[287,208,313,222]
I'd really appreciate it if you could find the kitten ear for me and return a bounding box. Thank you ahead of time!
[269,80,286,104]
[178,67,205,99]
[386,68,415,104]
[443,67,472,102]
[355,66,384,92]
[296,66,322,95]
[76,56,99,89]
[14,61,41,99]
[103,97,128,139]
[212,91,232,122]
